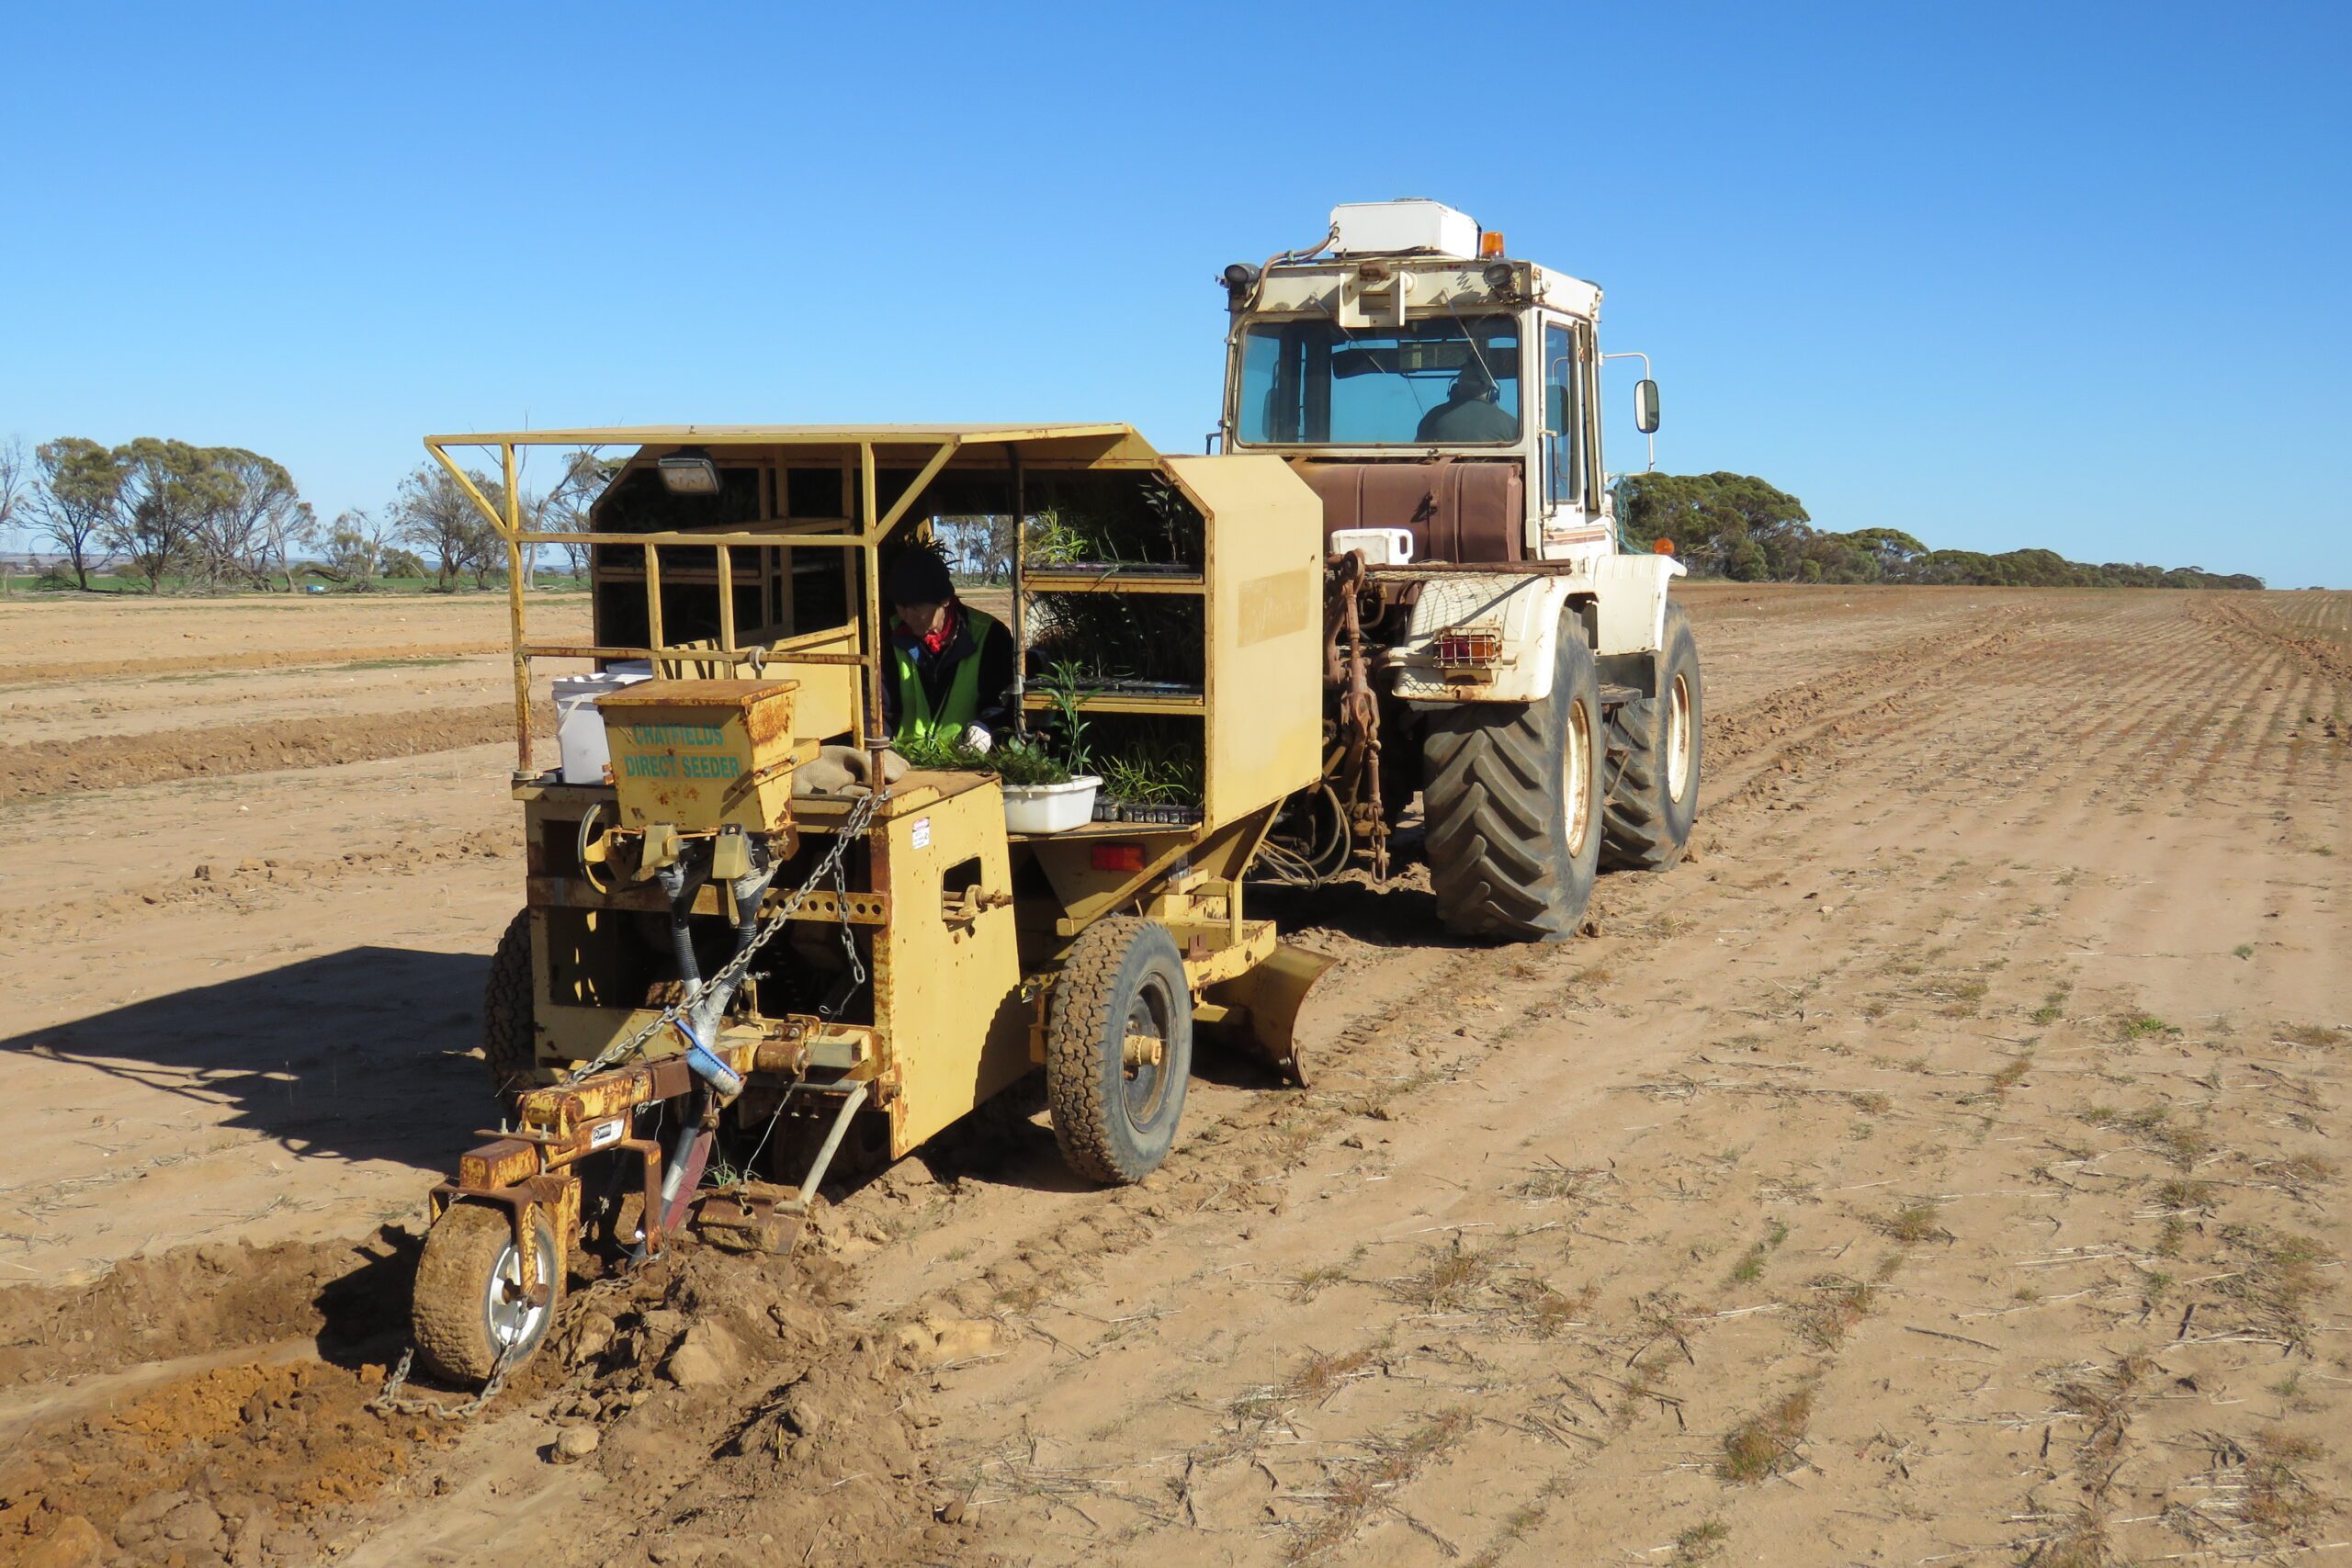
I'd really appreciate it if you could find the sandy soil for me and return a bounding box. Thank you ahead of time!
[1,584,2346,1568]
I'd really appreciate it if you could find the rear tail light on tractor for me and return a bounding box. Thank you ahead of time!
[1432,629,1502,671]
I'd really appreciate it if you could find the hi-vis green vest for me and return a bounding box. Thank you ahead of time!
[890,609,1003,744]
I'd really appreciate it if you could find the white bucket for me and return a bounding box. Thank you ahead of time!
[552,662,652,784]
[1001,776,1101,835]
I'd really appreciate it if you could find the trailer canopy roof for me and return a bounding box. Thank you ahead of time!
[424,423,1158,462]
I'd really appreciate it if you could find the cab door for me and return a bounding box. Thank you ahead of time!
[1538,317,1610,561]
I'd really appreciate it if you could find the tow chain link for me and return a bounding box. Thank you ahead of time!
[368,787,887,1421]
[370,1336,519,1422]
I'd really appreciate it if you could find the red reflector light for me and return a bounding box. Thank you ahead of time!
[1432,630,1502,666]
[1090,843,1147,874]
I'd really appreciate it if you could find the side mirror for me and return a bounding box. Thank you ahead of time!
[1634,379,1661,434]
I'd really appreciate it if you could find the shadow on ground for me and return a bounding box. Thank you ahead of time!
[1,947,493,1177]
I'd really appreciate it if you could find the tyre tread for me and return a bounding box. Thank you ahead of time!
[1600,604,1702,873]
[1420,620,1600,942]
[1046,918,1185,1185]
[412,1203,513,1383]
[482,909,536,1107]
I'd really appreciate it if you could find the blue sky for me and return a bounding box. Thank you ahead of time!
[3,2,2346,585]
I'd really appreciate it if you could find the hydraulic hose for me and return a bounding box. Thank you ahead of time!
[654,852,711,992]
[688,847,779,1043]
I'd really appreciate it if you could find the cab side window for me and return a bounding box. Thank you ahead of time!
[1543,322,1586,508]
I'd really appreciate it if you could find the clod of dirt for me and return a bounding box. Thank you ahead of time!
[571,1310,618,1364]
[553,1425,601,1462]
[662,1321,743,1389]
[893,1315,1000,1370]
[17,1516,104,1568]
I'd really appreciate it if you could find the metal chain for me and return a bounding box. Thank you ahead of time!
[817,835,867,1020]
[561,788,886,1086]
[369,1331,520,1423]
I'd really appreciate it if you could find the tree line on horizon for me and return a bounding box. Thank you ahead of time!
[1618,472,2263,590]
[0,435,616,592]
[0,439,2267,595]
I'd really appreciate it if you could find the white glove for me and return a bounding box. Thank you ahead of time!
[960,724,995,754]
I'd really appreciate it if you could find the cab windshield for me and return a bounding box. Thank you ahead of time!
[1235,316,1521,446]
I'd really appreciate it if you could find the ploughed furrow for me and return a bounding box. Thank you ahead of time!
[1920,599,2226,820]
[3,640,512,687]
[0,700,550,802]
[11,829,525,942]
[1702,618,2036,807]
[2193,592,2352,687]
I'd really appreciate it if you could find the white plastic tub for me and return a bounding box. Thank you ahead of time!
[1001,776,1101,835]
[552,662,652,784]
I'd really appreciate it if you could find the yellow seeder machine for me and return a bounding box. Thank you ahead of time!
[401,426,1336,1384]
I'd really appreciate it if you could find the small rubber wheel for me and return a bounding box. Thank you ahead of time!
[412,1201,561,1384]
[482,908,537,1109]
[1046,918,1193,1185]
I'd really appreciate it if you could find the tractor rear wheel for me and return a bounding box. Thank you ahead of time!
[1420,612,1605,942]
[1046,918,1193,1185]
[1600,604,1702,872]
[412,1201,561,1385]
[482,908,537,1109]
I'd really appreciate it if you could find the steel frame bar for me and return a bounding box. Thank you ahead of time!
[423,432,967,780]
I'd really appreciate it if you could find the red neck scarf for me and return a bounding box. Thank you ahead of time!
[919,604,960,657]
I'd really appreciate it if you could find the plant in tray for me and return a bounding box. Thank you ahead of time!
[1023,482,1199,570]
[891,731,1077,787]
[1026,507,1096,568]
[989,737,1075,787]
[1091,733,1203,824]
[1033,660,1099,777]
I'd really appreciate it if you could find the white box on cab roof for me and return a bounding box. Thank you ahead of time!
[1330,200,1480,259]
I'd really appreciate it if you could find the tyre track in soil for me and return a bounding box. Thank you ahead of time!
[0,700,552,804]
[802,609,2050,1394]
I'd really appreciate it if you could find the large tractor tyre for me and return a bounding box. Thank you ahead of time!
[412,1201,562,1385]
[1421,615,1605,942]
[1046,918,1194,1185]
[482,909,537,1109]
[1600,604,1703,873]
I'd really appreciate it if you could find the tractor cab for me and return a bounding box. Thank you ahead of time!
[1217,199,1654,569]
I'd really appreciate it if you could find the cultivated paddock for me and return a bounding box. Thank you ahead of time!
[2,584,2346,1567]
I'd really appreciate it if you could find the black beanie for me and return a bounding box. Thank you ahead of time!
[886,549,955,607]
